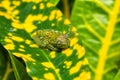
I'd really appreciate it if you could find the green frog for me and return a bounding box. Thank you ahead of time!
[33,29,70,51]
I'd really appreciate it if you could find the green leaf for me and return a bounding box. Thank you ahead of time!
[0,43,31,80]
[71,0,120,80]
[0,44,16,80]
[49,0,60,6]
[0,0,90,80]
[113,70,120,80]
[9,53,21,80]
[9,53,32,80]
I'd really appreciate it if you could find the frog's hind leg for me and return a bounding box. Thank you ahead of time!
[33,35,47,48]
[47,44,58,51]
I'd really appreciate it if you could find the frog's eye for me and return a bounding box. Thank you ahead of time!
[56,35,70,49]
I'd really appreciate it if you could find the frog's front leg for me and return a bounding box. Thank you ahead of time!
[47,44,58,51]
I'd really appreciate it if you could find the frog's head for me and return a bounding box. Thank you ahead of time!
[56,34,70,49]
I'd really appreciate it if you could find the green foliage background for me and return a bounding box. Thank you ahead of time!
[70,0,120,80]
[0,0,120,80]
[0,0,89,80]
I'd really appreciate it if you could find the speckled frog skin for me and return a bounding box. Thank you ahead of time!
[33,29,70,51]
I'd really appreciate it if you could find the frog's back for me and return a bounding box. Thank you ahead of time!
[37,29,61,37]
[37,29,62,42]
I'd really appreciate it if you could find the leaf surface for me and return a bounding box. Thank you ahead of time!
[0,0,90,80]
[71,0,120,80]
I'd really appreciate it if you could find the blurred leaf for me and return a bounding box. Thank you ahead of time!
[0,43,15,80]
[9,54,21,80]
[0,43,31,80]
[71,0,120,80]
[49,0,60,6]
[0,0,90,80]
[113,70,120,80]
[9,53,32,80]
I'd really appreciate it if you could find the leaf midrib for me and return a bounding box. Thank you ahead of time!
[95,0,120,80]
